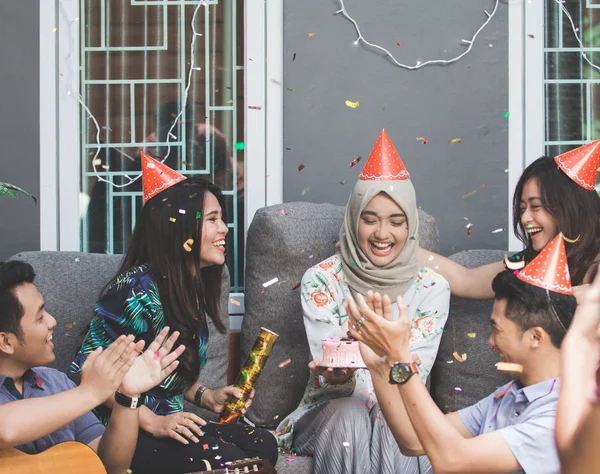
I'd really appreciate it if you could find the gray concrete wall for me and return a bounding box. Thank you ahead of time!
[0,0,40,259]
[282,0,509,256]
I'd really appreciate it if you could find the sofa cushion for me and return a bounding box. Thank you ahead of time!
[242,201,440,428]
[9,251,230,421]
[429,250,512,413]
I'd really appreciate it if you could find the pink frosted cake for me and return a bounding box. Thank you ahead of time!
[321,339,367,368]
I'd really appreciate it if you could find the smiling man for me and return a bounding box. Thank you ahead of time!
[0,260,185,474]
[347,234,576,474]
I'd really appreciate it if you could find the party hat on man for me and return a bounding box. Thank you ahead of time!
[141,151,187,202]
[516,233,572,295]
[359,129,410,181]
[554,139,600,190]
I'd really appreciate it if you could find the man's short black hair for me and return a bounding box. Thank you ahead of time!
[0,261,36,340]
[492,270,576,348]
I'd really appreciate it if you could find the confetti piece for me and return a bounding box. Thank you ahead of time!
[449,138,463,143]
[183,238,194,252]
[203,444,209,450]
[505,169,509,173]
[308,32,316,37]
[416,137,429,144]
[287,458,294,463]
[154,351,160,360]
[196,211,202,219]
[93,158,102,166]
[230,298,241,306]
[298,164,305,172]
[234,142,245,150]
[352,262,358,267]
[169,217,176,223]
[278,358,292,368]
[292,282,301,290]
[342,442,350,447]
[74,258,80,263]
[273,415,279,420]
[292,53,297,61]
[446,360,454,364]
[454,386,463,392]
[504,112,510,118]
[462,190,477,199]
[528,34,535,38]
[467,333,477,338]
[349,156,362,168]
[53,27,58,33]
[286,88,295,92]
[248,105,262,110]
[453,352,467,362]
[345,100,360,109]
[178,209,186,215]
[280,209,288,216]
[301,186,311,196]
[315,243,324,251]
[428,255,434,261]
[259,288,265,295]
[396,42,401,46]
[65,322,76,329]
[484,130,490,136]
[263,277,279,287]
[340,180,346,185]
[466,223,473,237]
[491,228,504,234]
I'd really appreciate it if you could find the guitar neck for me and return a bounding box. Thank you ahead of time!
[189,457,275,474]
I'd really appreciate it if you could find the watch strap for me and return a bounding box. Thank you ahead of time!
[194,385,208,406]
[114,390,143,409]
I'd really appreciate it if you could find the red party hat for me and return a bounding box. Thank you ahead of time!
[141,152,187,202]
[359,129,410,181]
[554,140,600,190]
[516,233,572,295]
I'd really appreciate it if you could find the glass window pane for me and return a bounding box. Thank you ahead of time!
[79,0,245,290]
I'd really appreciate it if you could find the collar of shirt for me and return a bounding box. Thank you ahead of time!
[505,377,559,403]
[0,369,46,394]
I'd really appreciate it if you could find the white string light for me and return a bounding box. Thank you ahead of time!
[553,0,600,73]
[58,0,206,189]
[334,0,500,70]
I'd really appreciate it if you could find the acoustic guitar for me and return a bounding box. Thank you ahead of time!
[0,441,276,474]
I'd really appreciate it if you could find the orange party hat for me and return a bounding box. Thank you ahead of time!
[554,140,600,190]
[516,233,572,295]
[141,152,187,202]
[359,129,410,181]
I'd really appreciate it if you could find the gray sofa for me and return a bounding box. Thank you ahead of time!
[10,202,511,474]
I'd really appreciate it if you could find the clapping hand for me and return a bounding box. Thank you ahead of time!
[119,326,186,397]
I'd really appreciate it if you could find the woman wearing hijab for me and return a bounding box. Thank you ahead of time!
[275,130,451,474]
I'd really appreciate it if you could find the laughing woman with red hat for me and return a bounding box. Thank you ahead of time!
[417,140,600,301]
[70,154,278,474]
[274,131,451,474]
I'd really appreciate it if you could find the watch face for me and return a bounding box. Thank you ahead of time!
[390,363,412,384]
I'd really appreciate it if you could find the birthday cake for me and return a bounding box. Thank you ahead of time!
[321,339,367,368]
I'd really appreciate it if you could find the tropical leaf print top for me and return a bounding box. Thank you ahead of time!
[70,264,209,424]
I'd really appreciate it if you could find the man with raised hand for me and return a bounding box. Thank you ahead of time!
[347,234,576,474]
[0,260,185,474]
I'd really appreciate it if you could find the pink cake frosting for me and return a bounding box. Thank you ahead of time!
[321,339,367,368]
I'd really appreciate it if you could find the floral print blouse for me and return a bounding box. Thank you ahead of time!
[275,254,450,449]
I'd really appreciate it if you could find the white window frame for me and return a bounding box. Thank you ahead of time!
[39,0,284,329]
[507,0,545,251]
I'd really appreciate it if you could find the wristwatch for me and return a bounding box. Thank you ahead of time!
[389,362,419,385]
[114,390,144,409]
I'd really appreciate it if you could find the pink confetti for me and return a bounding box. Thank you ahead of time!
[454,386,463,392]
[280,209,288,216]
[248,105,262,110]
[278,358,292,368]
[230,298,241,306]
[154,351,160,360]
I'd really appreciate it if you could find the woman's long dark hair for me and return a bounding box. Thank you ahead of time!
[512,156,600,285]
[118,176,227,387]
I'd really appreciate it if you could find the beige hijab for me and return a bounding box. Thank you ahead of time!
[339,178,419,301]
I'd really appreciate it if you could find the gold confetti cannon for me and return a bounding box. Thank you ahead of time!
[218,327,279,423]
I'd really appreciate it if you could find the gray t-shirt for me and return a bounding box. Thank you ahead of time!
[0,367,105,454]
[459,377,560,474]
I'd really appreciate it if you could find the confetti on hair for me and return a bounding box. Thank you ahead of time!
[349,156,362,168]
[453,352,467,363]
[449,138,463,143]
[416,137,429,145]
[298,164,305,172]
[345,100,360,109]
[462,190,477,199]
[169,217,177,223]
[308,32,316,37]
[196,211,202,219]
[278,358,292,368]
[230,298,241,307]
[467,332,477,338]
[183,238,194,252]
[234,142,245,150]
[263,277,279,288]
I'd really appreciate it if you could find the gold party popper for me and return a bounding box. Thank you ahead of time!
[218,327,279,424]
